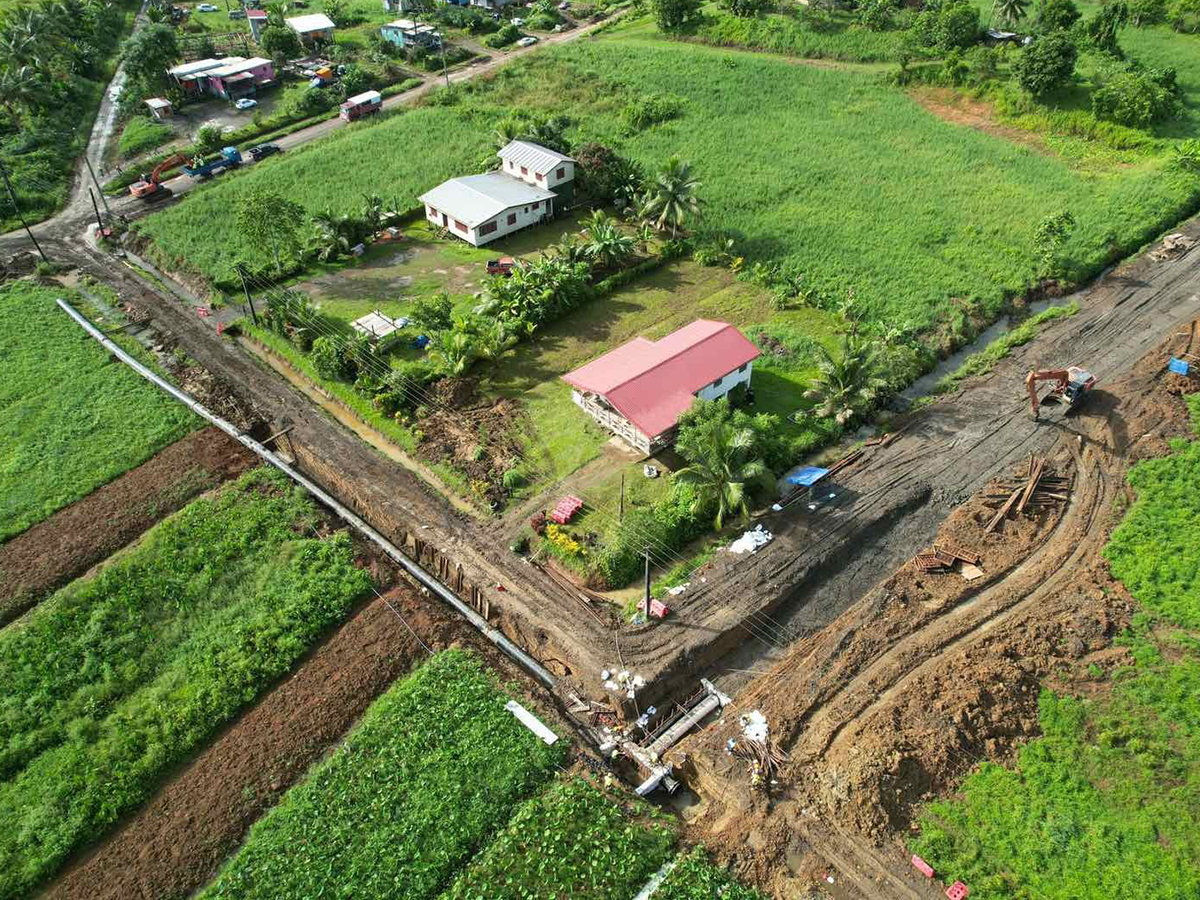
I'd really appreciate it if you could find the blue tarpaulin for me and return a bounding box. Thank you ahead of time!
[787,466,829,487]
[1169,357,1190,376]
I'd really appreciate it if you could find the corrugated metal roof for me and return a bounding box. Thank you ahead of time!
[168,57,226,77]
[497,140,574,175]
[562,320,760,438]
[209,57,271,78]
[344,90,381,105]
[286,12,335,31]
[419,172,556,229]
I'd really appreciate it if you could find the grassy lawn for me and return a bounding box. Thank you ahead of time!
[0,469,372,900]
[0,280,199,543]
[196,650,564,900]
[912,396,1200,899]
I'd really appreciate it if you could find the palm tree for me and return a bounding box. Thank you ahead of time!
[580,210,635,270]
[361,193,384,235]
[673,421,767,529]
[552,235,588,265]
[803,332,888,426]
[307,212,350,262]
[0,65,45,124]
[429,329,479,376]
[993,0,1028,27]
[639,156,703,237]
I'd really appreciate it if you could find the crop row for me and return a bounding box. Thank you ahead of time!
[197,649,565,900]
[0,469,372,900]
[0,280,197,542]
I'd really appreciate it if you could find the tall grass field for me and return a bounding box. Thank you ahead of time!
[0,280,198,542]
[138,36,1199,333]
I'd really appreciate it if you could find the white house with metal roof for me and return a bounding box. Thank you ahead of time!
[420,172,556,246]
[419,141,575,246]
[286,12,336,42]
[498,140,575,206]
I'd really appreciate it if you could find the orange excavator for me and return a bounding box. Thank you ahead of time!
[1026,367,1096,420]
[129,153,187,202]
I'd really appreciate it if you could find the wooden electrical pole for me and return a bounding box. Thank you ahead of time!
[235,264,261,326]
[643,547,651,619]
[0,156,48,264]
[83,153,112,220]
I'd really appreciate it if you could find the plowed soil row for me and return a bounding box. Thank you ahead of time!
[0,426,256,627]
[674,321,1198,899]
[37,548,566,900]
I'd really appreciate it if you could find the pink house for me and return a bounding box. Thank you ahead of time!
[206,57,276,99]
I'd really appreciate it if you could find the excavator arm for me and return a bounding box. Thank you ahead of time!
[130,153,188,199]
[1025,369,1070,420]
[149,152,188,185]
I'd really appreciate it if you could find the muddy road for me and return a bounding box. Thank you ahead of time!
[52,218,1200,724]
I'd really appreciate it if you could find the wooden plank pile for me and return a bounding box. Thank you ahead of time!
[984,455,1072,533]
[913,541,982,574]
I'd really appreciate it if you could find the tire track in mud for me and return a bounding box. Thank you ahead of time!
[814,451,1109,759]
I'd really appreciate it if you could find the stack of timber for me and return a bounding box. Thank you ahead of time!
[984,455,1072,533]
[913,541,982,574]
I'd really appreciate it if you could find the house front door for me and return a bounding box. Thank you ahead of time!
[442,213,448,226]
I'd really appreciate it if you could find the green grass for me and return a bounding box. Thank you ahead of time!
[0,280,198,543]
[440,777,676,900]
[0,468,372,900]
[912,394,1200,899]
[654,846,767,900]
[197,649,565,900]
[933,301,1080,394]
[140,36,1200,330]
[116,116,175,159]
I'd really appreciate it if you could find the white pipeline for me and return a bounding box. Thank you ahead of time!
[58,298,557,690]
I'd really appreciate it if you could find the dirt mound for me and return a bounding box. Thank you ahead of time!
[430,375,479,409]
[0,427,257,626]
[417,396,526,508]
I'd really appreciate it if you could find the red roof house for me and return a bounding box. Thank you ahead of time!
[561,319,760,454]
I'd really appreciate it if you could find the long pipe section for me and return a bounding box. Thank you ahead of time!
[58,298,557,690]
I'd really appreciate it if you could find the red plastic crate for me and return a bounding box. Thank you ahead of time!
[911,855,934,878]
[946,881,969,900]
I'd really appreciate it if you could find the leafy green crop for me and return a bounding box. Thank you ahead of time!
[198,650,565,900]
[0,280,198,542]
[0,469,372,899]
[441,777,676,900]
[912,394,1200,899]
[653,846,767,900]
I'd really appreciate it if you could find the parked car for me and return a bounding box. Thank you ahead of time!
[249,143,281,160]
[558,1,569,8]
[228,8,245,17]
[510,16,525,24]
[516,35,538,46]
[234,97,257,110]
[487,256,516,276]
[197,3,217,10]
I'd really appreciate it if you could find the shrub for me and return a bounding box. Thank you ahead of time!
[595,485,709,588]
[1013,31,1077,96]
[1127,0,1166,25]
[1167,0,1200,31]
[1092,64,1180,128]
[195,123,224,153]
[622,93,684,131]
[311,335,355,381]
[720,0,774,16]
[1173,138,1200,172]
[409,292,454,333]
[858,0,897,31]
[1033,0,1081,31]
[650,0,703,32]
[484,24,520,48]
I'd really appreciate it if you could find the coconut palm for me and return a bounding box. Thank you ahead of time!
[673,420,767,529]
[638,156,703,237]
[0,65,45,124]
[580,209,635,269]
[993,0,1029,27]
[803,332,887,426]
[552,234,588,265]
[428,328,479,376]
[361,193,384,235]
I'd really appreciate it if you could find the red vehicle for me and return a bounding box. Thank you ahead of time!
[487,256,516,276]
[340,90,382,122]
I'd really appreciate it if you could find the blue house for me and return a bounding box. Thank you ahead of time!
[380,18,442,48]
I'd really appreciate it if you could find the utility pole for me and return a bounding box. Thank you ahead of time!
[235,264,261,326]
[619,473,625,522]
[643,547,651,620]
[439,36,450,89]
[83,153,111,220]
[88,188,105,235]
[0,156,48,265]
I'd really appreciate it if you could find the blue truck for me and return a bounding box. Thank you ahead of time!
[182,146,242,179]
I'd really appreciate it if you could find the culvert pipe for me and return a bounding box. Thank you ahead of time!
[58,298,558,690]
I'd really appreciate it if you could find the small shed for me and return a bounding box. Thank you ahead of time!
[351,310,409,341]
[380,18,441,48]
[144,97,172,120]
[247,8,268,40]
